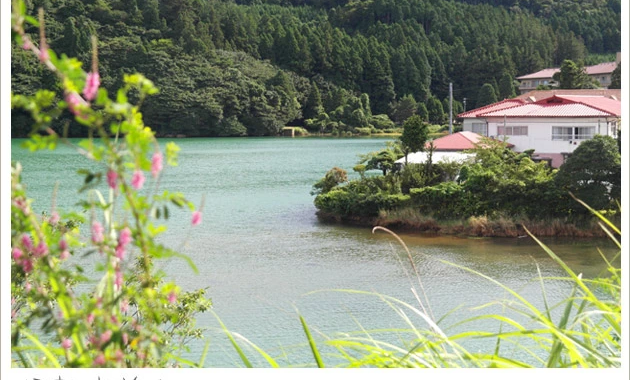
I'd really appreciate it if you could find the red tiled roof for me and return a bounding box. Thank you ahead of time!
[516,68,559,80]
[553,95,621,115]
[427,131,513,151]
[457,99,525,118]
[516,62,617,80]
[483,103,614,118]
[461,95,620,119]
[585,62,618,75]
[516,89,622,101]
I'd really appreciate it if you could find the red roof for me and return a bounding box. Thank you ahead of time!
[457,99,525,118]
[586,62,618,75]
[516,89,621,101]
[516,62,617,80]
[517,68,559,80]
[427,131,513,151]
[460,95,620,119]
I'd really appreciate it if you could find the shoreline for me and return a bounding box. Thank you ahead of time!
[315,211,616,238]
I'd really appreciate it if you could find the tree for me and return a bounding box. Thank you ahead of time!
[417,102,429,122]
[426,96,445,125]
[555,135,621,211]
[476,83,498,108]
[498,71,517,99]
[311,167,348,195]
[303,82,324,120]
[391,94,417,125]
[552,60,599,89]
[400,115,429,164]
[609,63,621,89]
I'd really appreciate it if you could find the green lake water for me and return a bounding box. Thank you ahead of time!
[11,137,618,367]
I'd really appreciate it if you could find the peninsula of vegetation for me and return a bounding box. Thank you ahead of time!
[312,121,622,237]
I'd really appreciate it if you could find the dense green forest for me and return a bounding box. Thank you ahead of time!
[11,0,621,137]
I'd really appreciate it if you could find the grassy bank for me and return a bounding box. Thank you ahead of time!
[316,207,619,238]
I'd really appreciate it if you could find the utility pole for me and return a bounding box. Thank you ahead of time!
[463,97,467,112]
[449,82,453,134]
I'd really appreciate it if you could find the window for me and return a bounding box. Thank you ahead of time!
[471,122,487,136]
[552,126,595,141]
[498,126,528,136]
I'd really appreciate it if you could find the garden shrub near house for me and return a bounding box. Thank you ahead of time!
[555,135,621,212]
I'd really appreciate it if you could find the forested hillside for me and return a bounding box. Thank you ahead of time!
[11,0,621,137]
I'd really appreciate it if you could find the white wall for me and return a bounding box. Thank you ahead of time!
[462,117,618,154]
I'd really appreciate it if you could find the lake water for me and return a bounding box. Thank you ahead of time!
[11,137,617,368]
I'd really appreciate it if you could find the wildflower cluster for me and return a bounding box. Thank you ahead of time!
[10,0,211,368]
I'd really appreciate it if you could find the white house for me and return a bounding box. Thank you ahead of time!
[516,53,621,94]
[458,91,621,167]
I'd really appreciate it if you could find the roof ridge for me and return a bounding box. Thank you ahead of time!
[552,95,618,116]
[457,98,524,118]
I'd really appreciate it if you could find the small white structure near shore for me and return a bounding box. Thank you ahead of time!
[396,150,475,165]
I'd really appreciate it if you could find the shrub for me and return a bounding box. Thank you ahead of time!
[11,4,210,368]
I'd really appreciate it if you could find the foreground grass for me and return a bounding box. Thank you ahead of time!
[221,201,621,368]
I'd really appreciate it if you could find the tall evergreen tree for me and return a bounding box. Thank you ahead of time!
[553,60,599,89]
[303,82,324,120]
[609,63,621,89]
[426,96,445,125]
[498,71,517,99]
[476,83,498,108]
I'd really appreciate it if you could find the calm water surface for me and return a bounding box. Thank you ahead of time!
[11,137,617,367]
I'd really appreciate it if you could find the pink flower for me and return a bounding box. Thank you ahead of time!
[122,333,129,345]
[168,291,177,304]
[91,221,104,244]
[62,338,72,350]
[22,38,32,50]
[33,242,49,257]
[131,170,145,190]
[65,92,84,116]
[100,330,113,345]
[115,349,124,362]
[192,211,202,226]
[151,152,163,178]
[83,72,100,101]
[49,212,60,225]
[114,269,123,290]
[21,234,33,252]
[115,227,132,260]
[106,169,118,189]
[22,259,34,273]
[119,227,132,246]
[87,313,95,324]
[121,299,129,313]
[59,239,69,260]
[12,247,23,261]
[25,282,32,292]
[115,246,125,260]
[39,47,49,62]
[93,353,106,366]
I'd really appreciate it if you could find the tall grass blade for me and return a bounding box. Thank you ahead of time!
[569,193,620,235]
[211,311,253,368]
[19,330,61,368]
[546,280,578,367]
[300,315,325,368]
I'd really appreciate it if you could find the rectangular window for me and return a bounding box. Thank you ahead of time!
[552,126,595,140]
[574,126,594,140]
[498,126,528,136]
[471,122,487,136]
